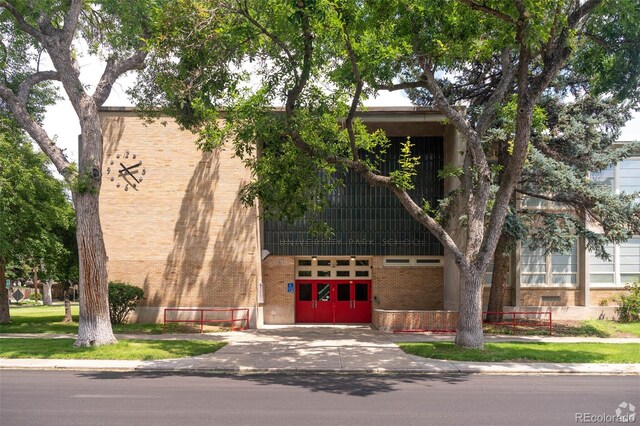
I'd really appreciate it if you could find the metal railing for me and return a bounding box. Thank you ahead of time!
[163,308,250,333]
[391,310,552,335]
[483,311,553,336]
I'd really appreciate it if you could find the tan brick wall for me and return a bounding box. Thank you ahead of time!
[481,286,513,308]
[373,310,457,332]
[99,111,260,318]
[262,256,296,324]
[589,289,628,306]
[519,288,579,306]
[372,257,444,310]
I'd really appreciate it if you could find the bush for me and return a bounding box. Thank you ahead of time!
[29,293,42,301]
[108,281,144,324]
[616,280,640,323]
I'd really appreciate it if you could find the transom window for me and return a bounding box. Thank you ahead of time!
[383,257,443,267]
[296,257,370,278]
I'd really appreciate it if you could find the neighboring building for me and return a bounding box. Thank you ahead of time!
[99,107,639,329]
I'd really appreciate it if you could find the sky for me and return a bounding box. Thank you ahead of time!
[41,60,640,166]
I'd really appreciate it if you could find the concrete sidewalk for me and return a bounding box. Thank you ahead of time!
[1,325,639,375]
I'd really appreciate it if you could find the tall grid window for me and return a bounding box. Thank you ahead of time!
[520,241,578,287]
[589,237,640,287]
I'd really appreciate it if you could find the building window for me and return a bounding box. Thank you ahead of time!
[484,258,512,287]
[295,257,372,279]
[383,257,443,267]
[589,237,640,288]
[520,241,577,287]
[591,158,640,195]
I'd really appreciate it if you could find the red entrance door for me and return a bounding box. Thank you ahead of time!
[296,280,371,323]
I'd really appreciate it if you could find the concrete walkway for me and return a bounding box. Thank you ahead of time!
[1,325,639,374]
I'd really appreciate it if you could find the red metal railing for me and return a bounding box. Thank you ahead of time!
[163,308,250,334]
[483,311,553,336]
[391,310,552,335]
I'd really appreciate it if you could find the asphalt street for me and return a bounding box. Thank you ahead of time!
[1,371,638,426]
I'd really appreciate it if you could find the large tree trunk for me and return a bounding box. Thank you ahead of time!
[0,257,9,324]
[486,232,511,322]
[42,280,53,306]
[74,191,117,347]
[455,270,484,348]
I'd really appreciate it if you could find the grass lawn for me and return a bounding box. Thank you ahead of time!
[482,319,640,338]
[399,342,640,363]
[0,304,224,334]
[0,338,227,360]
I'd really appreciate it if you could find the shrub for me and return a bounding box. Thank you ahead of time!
[29,293,42,301]
[108,281,144,324]
[616,280,640,323]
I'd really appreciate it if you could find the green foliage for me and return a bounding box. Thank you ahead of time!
[616,281,640,323]
[28,293,42,302]
[108,281,144,325]
[437,163,463,180]
[389,138,420,189]
[0,123,76,282]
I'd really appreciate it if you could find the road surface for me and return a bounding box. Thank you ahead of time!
[1,371,637,425]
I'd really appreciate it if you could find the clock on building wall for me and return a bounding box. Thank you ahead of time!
[105,150,146,191]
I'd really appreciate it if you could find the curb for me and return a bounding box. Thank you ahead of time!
[1,360,638,375]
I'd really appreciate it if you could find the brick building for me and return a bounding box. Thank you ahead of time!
[99,107,639,329]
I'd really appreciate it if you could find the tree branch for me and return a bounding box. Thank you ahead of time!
[285,2,313,115]
[569,0,602,27]
[61,0,84,47]
[476,18,532,270]
[0,2,44,42]
[343,160,467,268]
[342,25,363,161]
[0,84,72,176]
[418,59,479,146]
[17,71,60,104]
[457,0,517,25]
[377,80,428,92]
[231,0,299,82]
[93,50,147,107]
[476,49,516,135]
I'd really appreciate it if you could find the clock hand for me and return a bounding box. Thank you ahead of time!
[119,162,140,184]
[118,161,141,173]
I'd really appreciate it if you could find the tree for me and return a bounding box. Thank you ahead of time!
[0,121,75,322]
[136,0,640,348]
[483,95,639,322]
[0,0,157,345]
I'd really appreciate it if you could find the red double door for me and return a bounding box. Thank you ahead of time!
[295,280,372,323]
